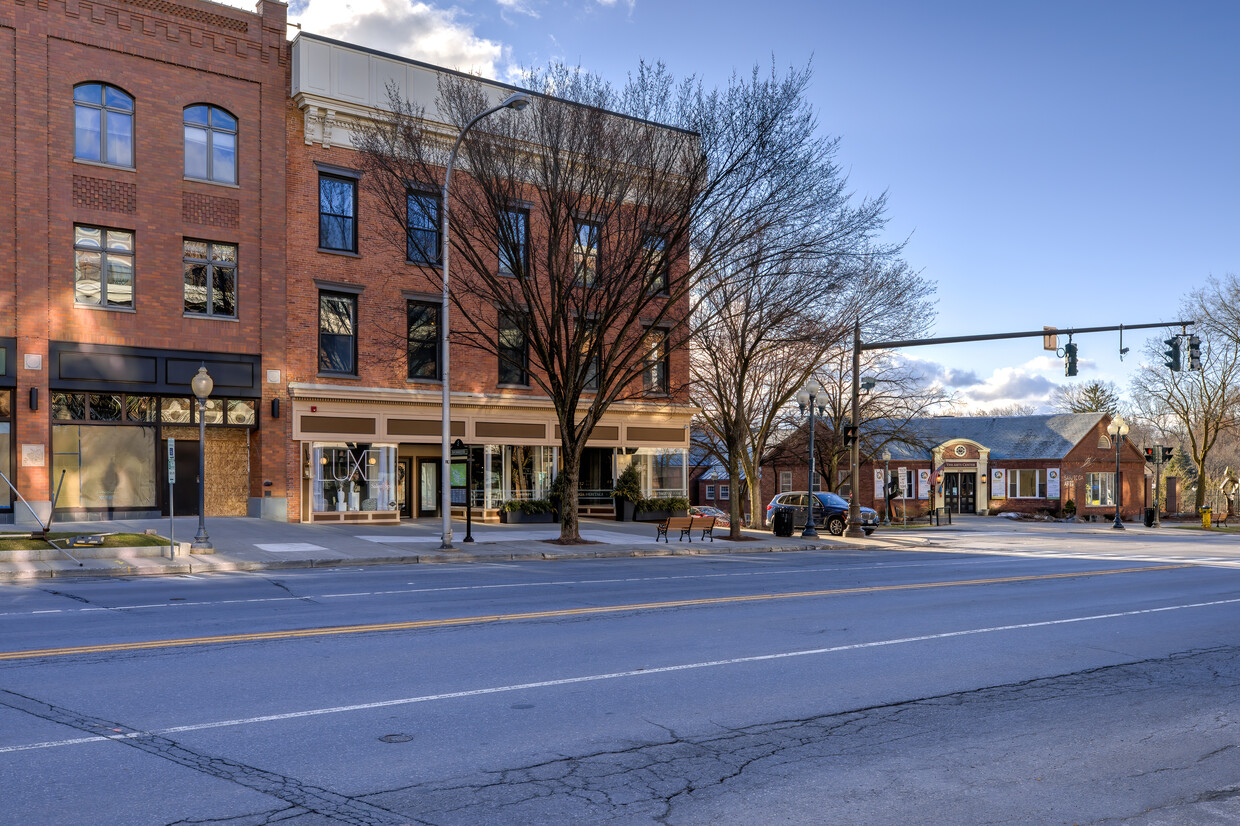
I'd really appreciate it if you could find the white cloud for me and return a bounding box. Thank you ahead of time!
[291,0,508,78]
[495,0,540,19]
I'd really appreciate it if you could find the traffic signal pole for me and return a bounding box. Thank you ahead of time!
[847,318,1194,539]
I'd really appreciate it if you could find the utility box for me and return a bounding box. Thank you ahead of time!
[1166,477,1179,514]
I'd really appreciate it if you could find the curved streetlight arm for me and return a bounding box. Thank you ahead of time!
[440,94,530,549]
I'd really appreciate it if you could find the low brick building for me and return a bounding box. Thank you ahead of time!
[762,413,1148,522]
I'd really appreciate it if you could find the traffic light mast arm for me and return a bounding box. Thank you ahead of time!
[862,320,1195,352]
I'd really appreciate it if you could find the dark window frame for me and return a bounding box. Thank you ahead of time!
[182,239,238,319]
[73,224,135,309]
[644,231,670,295]
[318,290,358,376]
[319,174,358,253]
[183,103,238,184]
[643,327,670,395]
[405,190,442,265]
[498,311,530,387]
[73,82,134,168]
[573,219,601,286]
[498,207,530,276]
[406,299,441,381]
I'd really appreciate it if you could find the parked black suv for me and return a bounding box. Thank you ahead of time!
[766,491,879,536]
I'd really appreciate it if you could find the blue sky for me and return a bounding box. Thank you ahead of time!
[231,0,1237,410]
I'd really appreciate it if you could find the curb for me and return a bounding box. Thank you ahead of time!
[0,540,859,581]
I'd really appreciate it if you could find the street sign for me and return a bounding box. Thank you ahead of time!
[450,438,468,458]
[1043,326,1058,351]
[167,438,176,484]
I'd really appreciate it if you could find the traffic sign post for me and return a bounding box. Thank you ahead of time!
[167,438,176,557]
[451,439,474,543]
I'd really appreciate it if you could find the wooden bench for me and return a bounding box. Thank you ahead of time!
[657,516,717,543]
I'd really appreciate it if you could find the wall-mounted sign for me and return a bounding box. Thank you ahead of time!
[991,468,1006,499]
[874,468,886,498]
[1047,468,1060,498]
[21,444,45,467]
[917,468,931,499]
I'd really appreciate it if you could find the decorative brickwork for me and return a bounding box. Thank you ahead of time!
[73,175,137,214]
[85,0,250,32]
[183,192,240,229]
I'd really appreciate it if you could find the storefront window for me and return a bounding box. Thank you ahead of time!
[616,447,687,498]
[89,394,124,421]
[0,421,10,508]
[227,400,256,425]
[202,398,225,425]
[52,424,156,509]
[52,393,87,421]
[162,397,193,424]
[311,443,397,513]
[126,396,157,422]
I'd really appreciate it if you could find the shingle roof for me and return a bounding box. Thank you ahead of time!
[877,413,1105,461]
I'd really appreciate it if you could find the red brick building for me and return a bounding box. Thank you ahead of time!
[762,413,1148,522]
[1,0,288,525]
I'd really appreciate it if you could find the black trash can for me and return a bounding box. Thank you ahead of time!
[772,509,795,537]
[1144,507,1156,527]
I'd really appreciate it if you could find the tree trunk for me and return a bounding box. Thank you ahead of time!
[557,440,585,543]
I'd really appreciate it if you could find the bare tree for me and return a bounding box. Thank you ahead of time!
[354,62,843,541]
[1130,290,1240,510]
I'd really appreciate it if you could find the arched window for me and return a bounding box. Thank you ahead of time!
[74,83,134,167]
[184,105,237,184]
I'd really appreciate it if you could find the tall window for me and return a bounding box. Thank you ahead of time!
[184,105,237,184]
[319,291,357,374]
[498,312,529,386]
[74,225,133,308]
[573,220,600,286]
[705,484,715,499]
[578,320,600,391]
[644,232,668,294]
[407,300,440,380]
[1007,469,1047,498]
[319,174,357,252]
[406,192,441,263]
[779,471,793,492]
[720,484,730,500]
[74,83,133,167]
[183,240,237,318]
[499,209,529,275]
[643,328,669,394]
[1086,472,1115,507]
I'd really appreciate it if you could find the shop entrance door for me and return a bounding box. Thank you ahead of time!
[161,439,200,517]
[944,472,976,514]
[417,458,439,517]
[397,458,412,519]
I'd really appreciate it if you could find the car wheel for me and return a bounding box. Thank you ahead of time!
[827,516,846,536]
[864,528,875,536]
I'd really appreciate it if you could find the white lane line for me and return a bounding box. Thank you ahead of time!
[4,594,1240,756]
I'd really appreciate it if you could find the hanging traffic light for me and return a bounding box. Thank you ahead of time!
[1188,335,1202,370]
[1064,342,1078,377]
[1163,337,1181,371]
[842,426,858,447]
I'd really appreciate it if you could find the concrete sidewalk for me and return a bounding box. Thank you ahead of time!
[0,516,870,581]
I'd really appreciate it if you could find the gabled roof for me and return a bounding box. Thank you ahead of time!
[877,413,1106,461]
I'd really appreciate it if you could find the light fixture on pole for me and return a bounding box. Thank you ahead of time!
[796,383,825,538]
[1106,415,1129,530]
[190,364,214,550]
[881,449,892,526]
[439,90,531,550]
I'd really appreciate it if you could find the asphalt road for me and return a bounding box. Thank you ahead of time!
[3,546,1240,824]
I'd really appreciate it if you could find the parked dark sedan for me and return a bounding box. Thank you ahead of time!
[766,491,879,536]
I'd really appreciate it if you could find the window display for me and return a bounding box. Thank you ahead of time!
[311,443,397,513]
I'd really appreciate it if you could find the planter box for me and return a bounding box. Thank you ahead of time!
[500,511,555,524]
[614,499,635,522]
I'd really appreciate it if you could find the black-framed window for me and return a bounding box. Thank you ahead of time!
[184,104,237,184]
[643,328,669,394]
[319,174,357,252]
[407,300,440,381]
[573,220,600,286]
[49,392,254,428]
[578,320,600,391]
[319,291,358,374]
[0,390,9,510]
[498,312,529,386]
[183,240,237,318]
[406,192,441,264]
[644,232,668,294]
[74,225,134,308]
[499,208,529,275]
[74,83,133,167]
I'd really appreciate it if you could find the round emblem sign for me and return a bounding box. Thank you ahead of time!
[954,445,967,457]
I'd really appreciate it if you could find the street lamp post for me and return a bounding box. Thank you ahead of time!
[1107,416,1129,530]
[439,91,531,550]
[190,365,213,550]
[881,449,892,526]
[797,383,825,538]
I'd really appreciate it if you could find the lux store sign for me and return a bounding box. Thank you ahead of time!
[325,449,382,483]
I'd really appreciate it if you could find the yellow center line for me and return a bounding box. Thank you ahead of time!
[0,564,1190,661]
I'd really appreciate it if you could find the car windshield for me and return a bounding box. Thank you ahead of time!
[815,492,848,509]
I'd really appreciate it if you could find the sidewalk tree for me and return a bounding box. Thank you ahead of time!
[355,61,845,542]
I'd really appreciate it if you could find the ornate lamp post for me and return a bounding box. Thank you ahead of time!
[190,365,214,550]
[439,91,531,550]
[796,383,825,538]
[1106,415,1129,530]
